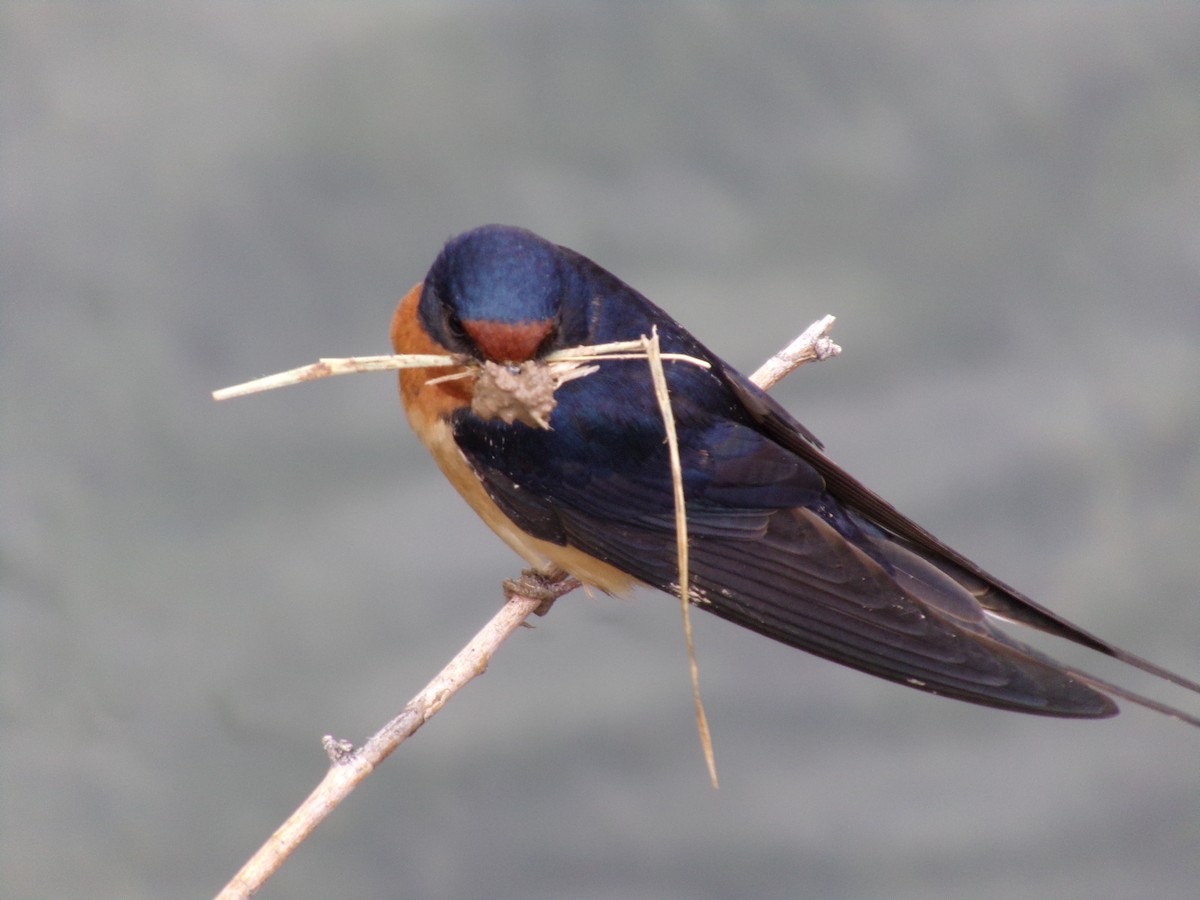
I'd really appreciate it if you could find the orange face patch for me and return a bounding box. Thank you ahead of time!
[462,319,553,363]
[391,282,474,424]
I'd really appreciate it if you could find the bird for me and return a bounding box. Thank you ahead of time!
[390,223,1200,724]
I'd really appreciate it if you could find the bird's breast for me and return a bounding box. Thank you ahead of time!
[390,282,639,596]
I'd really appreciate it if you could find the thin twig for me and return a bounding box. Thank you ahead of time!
[641,328,717,788]
[215,594,544,900]
[213,315,839,900]
[212,343,710,401]
[212,355,457,401]
[749,314,840,390]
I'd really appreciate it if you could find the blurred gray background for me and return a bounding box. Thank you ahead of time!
[4,5,1199,899]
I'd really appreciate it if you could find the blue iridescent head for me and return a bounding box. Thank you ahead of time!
[420,225,565,362]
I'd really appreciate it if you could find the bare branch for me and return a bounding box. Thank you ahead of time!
[216,594,544,900]
[749,314,840,391]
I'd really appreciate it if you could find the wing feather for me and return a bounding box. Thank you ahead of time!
[470,439,1117,717]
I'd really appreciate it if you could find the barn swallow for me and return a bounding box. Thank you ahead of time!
[391,224,1200,724]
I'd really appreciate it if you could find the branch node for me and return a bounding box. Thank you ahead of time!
[321,735,356,764]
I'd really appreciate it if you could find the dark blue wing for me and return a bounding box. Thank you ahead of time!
[451,350,1117,718]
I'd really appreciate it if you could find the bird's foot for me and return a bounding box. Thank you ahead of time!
[504,568,581,616]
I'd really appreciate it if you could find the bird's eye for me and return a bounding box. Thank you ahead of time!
[445,309,468,343]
